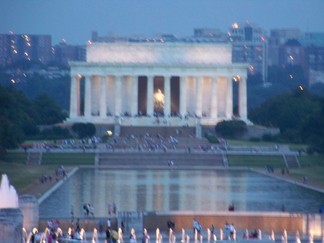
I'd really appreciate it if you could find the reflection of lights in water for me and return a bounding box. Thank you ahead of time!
[154,89,164,109]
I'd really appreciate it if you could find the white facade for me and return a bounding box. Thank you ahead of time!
[69,42,248,127]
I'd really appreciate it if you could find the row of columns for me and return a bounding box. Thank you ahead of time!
[70,74,247,121]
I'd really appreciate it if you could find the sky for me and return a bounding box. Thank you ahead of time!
[1,0,324,45]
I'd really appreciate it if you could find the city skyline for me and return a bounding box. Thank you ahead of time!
[1,0,324,45]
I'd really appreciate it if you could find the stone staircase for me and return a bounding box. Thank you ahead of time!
[26,151,42,165]
[283,154,300,168]
[98,151,226,168]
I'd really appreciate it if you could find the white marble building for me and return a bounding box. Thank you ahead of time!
[69,42,248,127]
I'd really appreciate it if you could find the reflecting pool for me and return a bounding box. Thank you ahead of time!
[39,168,324,218]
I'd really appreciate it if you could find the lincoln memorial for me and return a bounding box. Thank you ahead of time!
[68,42,248,129]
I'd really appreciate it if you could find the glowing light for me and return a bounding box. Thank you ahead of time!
[233,75,241,82]
[11,79,15,84]
[299,86,304,90]
[289,74,293,79]
[232,22,239,29]
[107,130,113,136]
[260,36,266,42]
[87,40,92,45]
[154,89,165,109]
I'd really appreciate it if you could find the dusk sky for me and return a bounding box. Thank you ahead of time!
[1,0,324,45]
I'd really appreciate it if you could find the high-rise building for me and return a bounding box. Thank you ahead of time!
[268,29,302,66]
[228,23,268,83]
[0,33,52,66]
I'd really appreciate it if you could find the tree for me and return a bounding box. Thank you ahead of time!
[250,88,323,145]
[33,94,67,125]
[71,123,96,139]
[215,120,247,139]
[0,85,38,149]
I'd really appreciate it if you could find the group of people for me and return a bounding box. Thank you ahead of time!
[224,222,236,240]
[83,203,94,216]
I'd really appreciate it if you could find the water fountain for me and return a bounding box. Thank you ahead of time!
[0,174,23,242]
[0,174,19,208]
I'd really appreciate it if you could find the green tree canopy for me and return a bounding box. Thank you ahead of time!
[215,120,247,139]
[72,123,96,139]
[250,88,324,145]
[33,94,67,125]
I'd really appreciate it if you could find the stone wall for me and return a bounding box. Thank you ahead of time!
[142,212,304,235]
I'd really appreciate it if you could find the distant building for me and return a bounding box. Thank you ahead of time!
[0,33,52,66]
[53,40,86,66]
[268,29,302,66]
[228,22,268,82]
[69,42,248,131]
[299,32,324,86]
[279,39,305,67]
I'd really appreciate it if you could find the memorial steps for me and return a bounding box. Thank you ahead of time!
[283,154,300,168]
[98,151,225,168]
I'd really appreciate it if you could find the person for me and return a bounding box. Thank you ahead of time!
[142,228,150,243]
[167,220,175,230]
[130,228,137,243]
[193,218,202,235]
[210,224,215,235]
[107,218,111,228]
[224,222,230,239]
[228,203,235,211]
[229,223,235,240]
[106,228,111,243]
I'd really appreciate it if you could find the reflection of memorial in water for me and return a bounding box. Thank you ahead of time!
[39,168,324,219]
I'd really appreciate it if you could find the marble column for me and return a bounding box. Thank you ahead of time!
[195,76,202,117]
[84,75,92,118]
[179,76,187,117]
[164,76,171,117]
[69,74,80,118]
[210,76,218,119]
[238,76,247,120]
[226,76,233,119]
[115,75,122,117]
[147,76,154,116]
[100,76,107,118]
[131,76,138,116]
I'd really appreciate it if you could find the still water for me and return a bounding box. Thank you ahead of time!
[39,168,324,218]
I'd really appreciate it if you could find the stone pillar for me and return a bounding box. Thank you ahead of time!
[115,75,122,117]
[19,195,39,233]
[226,76,233,119]
[69,74,80,118]
[210,76,218,119]
[84,75,92,118]
[179,76,187,118]
[147,76,154,116]
[131,76,138,116]
[100,76,107,118]
[238,76,247,120]
[0,208,23,243]
[164,76,171,117]
[195,76,202,117]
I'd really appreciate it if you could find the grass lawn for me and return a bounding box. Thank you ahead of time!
[228,154,285,168]
[0,161,58,194]
[288,166,324,186]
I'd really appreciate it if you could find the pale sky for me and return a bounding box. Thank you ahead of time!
[1,0,324,45]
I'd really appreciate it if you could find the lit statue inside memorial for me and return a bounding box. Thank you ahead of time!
[154,89,165,112]
[0,174,19,208]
